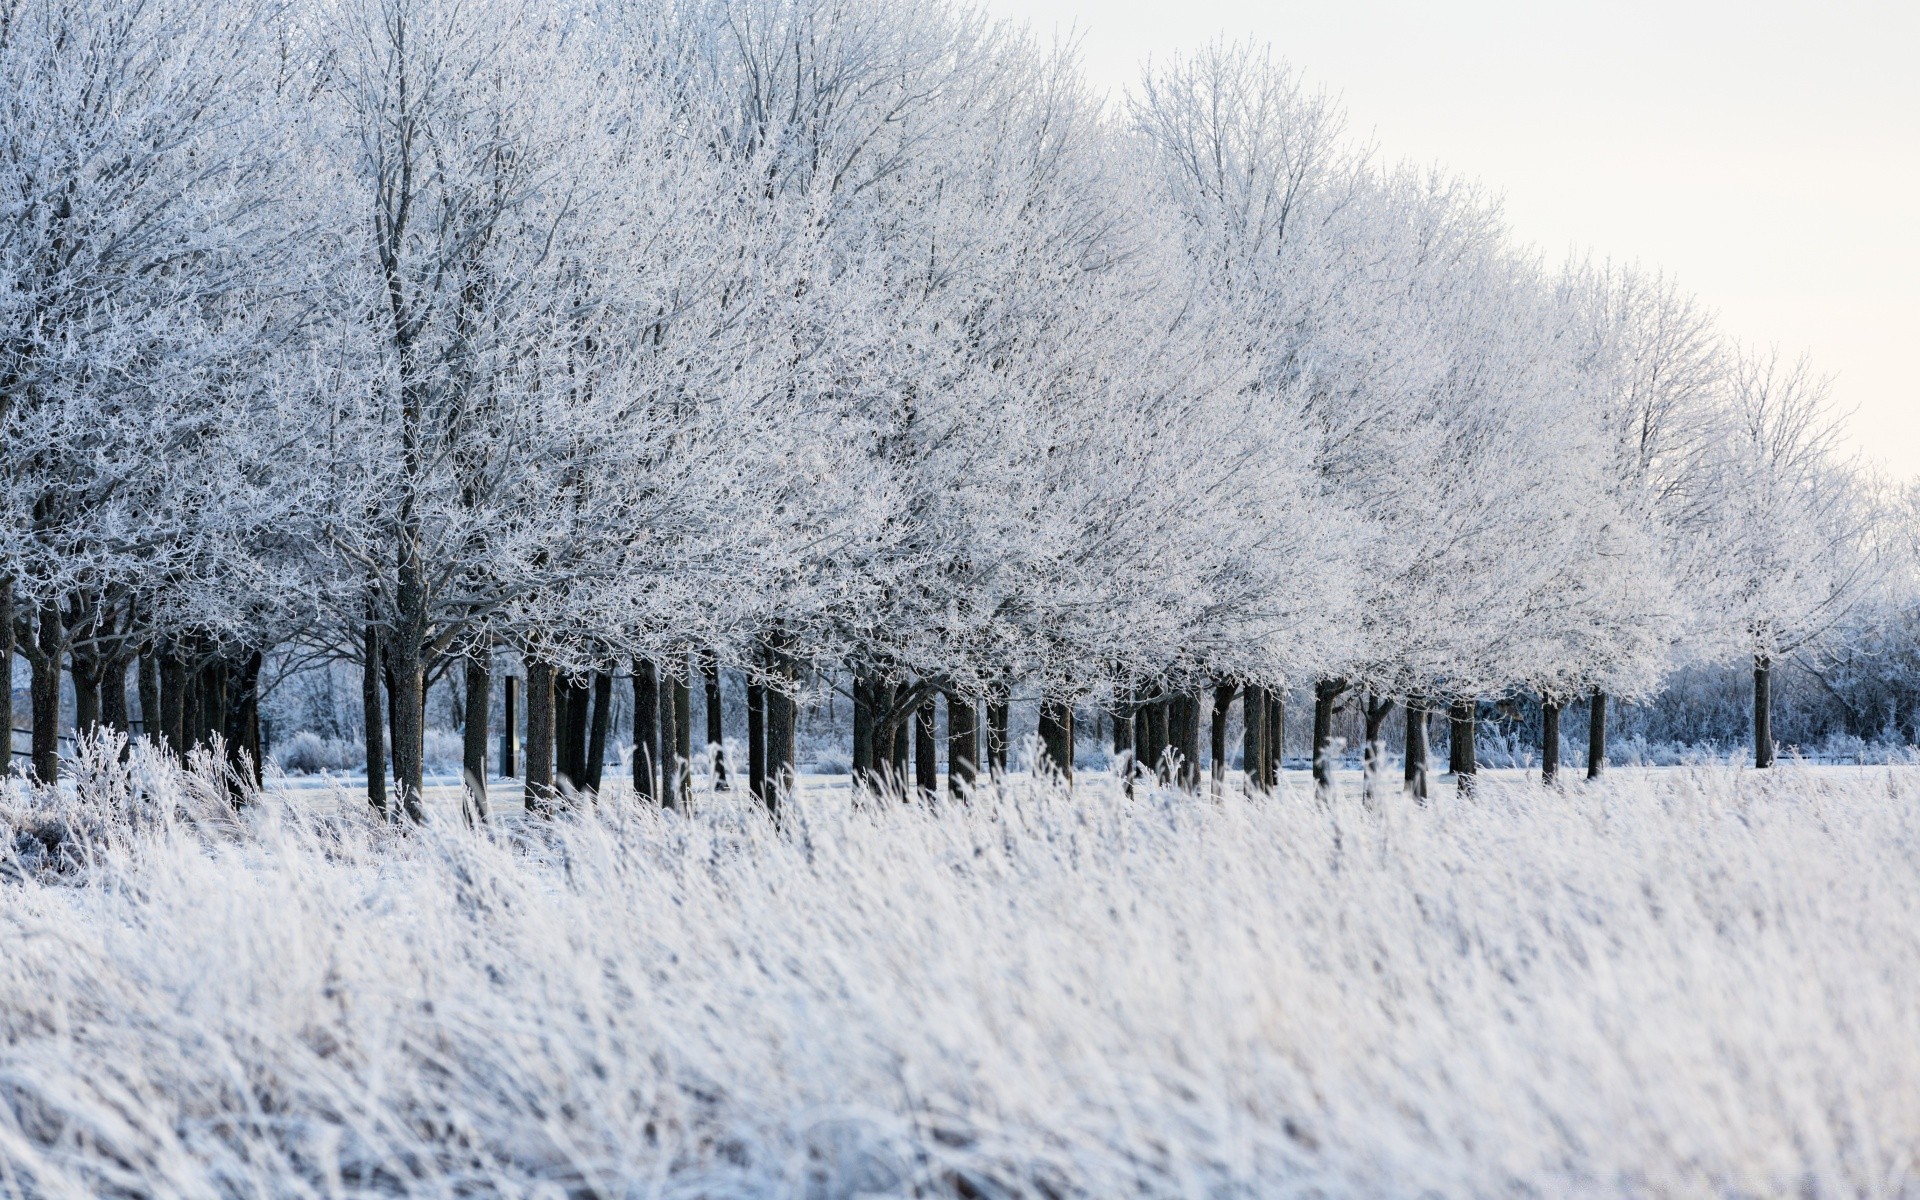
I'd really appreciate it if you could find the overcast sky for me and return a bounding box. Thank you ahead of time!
[976,0,1920,479]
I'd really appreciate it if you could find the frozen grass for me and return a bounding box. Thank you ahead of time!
[2,744,1920,1197]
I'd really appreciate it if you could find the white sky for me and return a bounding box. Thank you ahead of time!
[977,0,1920,479]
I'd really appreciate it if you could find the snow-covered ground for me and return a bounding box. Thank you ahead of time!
[3,753,1917,1195]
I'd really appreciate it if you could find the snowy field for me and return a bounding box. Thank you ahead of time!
[2,753,1918,1197]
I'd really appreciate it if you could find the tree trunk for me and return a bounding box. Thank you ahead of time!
[851,672,875,789]
[986,686,1010,775]
[1541,697,1561,786]
[0,580,11,768]
[501,674,518,777]
[947,691,977,797]
[226,651,263,792]
[99,656,126,736]
[524,660,555,815]
[137,651,159,748]
[1265,689,1284,789]
[914,698,937,800]
[1111,692,1134,774]
[463,655,491,821]
[1362,694,1394,799]
[29,608,61,785]
[1037,697,1074,782]
[763,642,795,813]
[1143,697,1168,782]
[1241,685,1265,794]
[71,653,101,742]
[1404,695,1428,801]
[1587,687,1607,779]
[1171,692,1200,791]
[704,652,727,790]
[887,684,909,789]
[1209,682,1233,794]
[1312,679,1344,795]
[161,646,189,760]
[1754,654,1774,768]
[747,679,767,807]
[1450,698,1477,796]
[672,672,692,803]
[586,671,612,793]
[389,651,426,822]
[560,674,590,791]
[659,666,681,810]
[632,661,658,803]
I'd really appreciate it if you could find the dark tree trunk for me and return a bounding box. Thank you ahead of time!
[586,671,612,793]
[225,651,263,792]
[1362,694,1394,799]
[463,655,491,820]
[1265,689,1284,789]
[914,699,937,800]
[1242,685,1266,794]
[1037,697,1074,782]
[1312,679,1345,794]
[704,653,727,790]
[1210,682,1234,793]
[1111,692,1134,773]
[524,660,556,815]
[887,684,909,788]
[1404,695,1428,801]
[747,679,767,806]
[137,651,159,747]
[388,652,426,822]
[659,666,681,810]
[947,691,977,797]
[501,674,518,777]
[1143,697,1169,782]
[1754,654,1774,768]
[1587,687,1607,779]
[987,686,1010,775]
[0,580,10,768]
[30,608,61,785]
[161,646,188,760]
[1171,692,1200,791]
[71,653,101,742]
[672,673,692,802]
[100,657,128,736]
[631,662,658,803]
[560,674,590,791]
[851,672,875,789]
[764,643,795,814]
[1541,697,1561,786]
[1450,698,1477,796]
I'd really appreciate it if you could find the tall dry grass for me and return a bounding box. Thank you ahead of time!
[1,740,1917,1196]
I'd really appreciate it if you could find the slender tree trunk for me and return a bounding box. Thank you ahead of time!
[560,674,590,791]
[1111,692,1135,775]
[524,660,555,815]
[30,608,61,785]
[887,685,909,789]
[1404,695,1429,801]
[1037,697,1074,783]
[0,580,12,769]
[1754,654,1774,768]
[98,657,125,739]
[1209,682,1233,795]
[632,661,659,802]
[914,699,937,800]
[1143,697,1168,782]
[986,686,1010,775]
[161,646,188,760]
[137,651,159,747]
[1265,689,1284,789]
[1587,687,1607,779]
[501,674,518,777]
[228,650,263,791]
[763,640,795,813]
[659,666,681,810]
[1450,698,1477,796]
[672,672,692,803]
[747,679,767,806]
[1312,679,1344,795]
[365,637,391,814]
[851,672,875,789]
[947,691,977,797]
[463,655,491,821]
[1362,694,1394,800]
[704,652,727,790]
[1172,692,1200,791]
[390,653,426,822]
[1241,685,1266,794]
[71,654,101,742]
[586,671,612,793]
[1541,697,1561,786]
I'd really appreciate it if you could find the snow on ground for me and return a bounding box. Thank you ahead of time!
[2,752,1918,1196]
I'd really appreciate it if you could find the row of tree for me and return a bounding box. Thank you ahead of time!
[0,0,1888,815]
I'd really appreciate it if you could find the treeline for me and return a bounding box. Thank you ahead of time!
[0,0,1898,814]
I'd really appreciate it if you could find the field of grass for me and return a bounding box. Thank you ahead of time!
[2,743,1917,1197]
